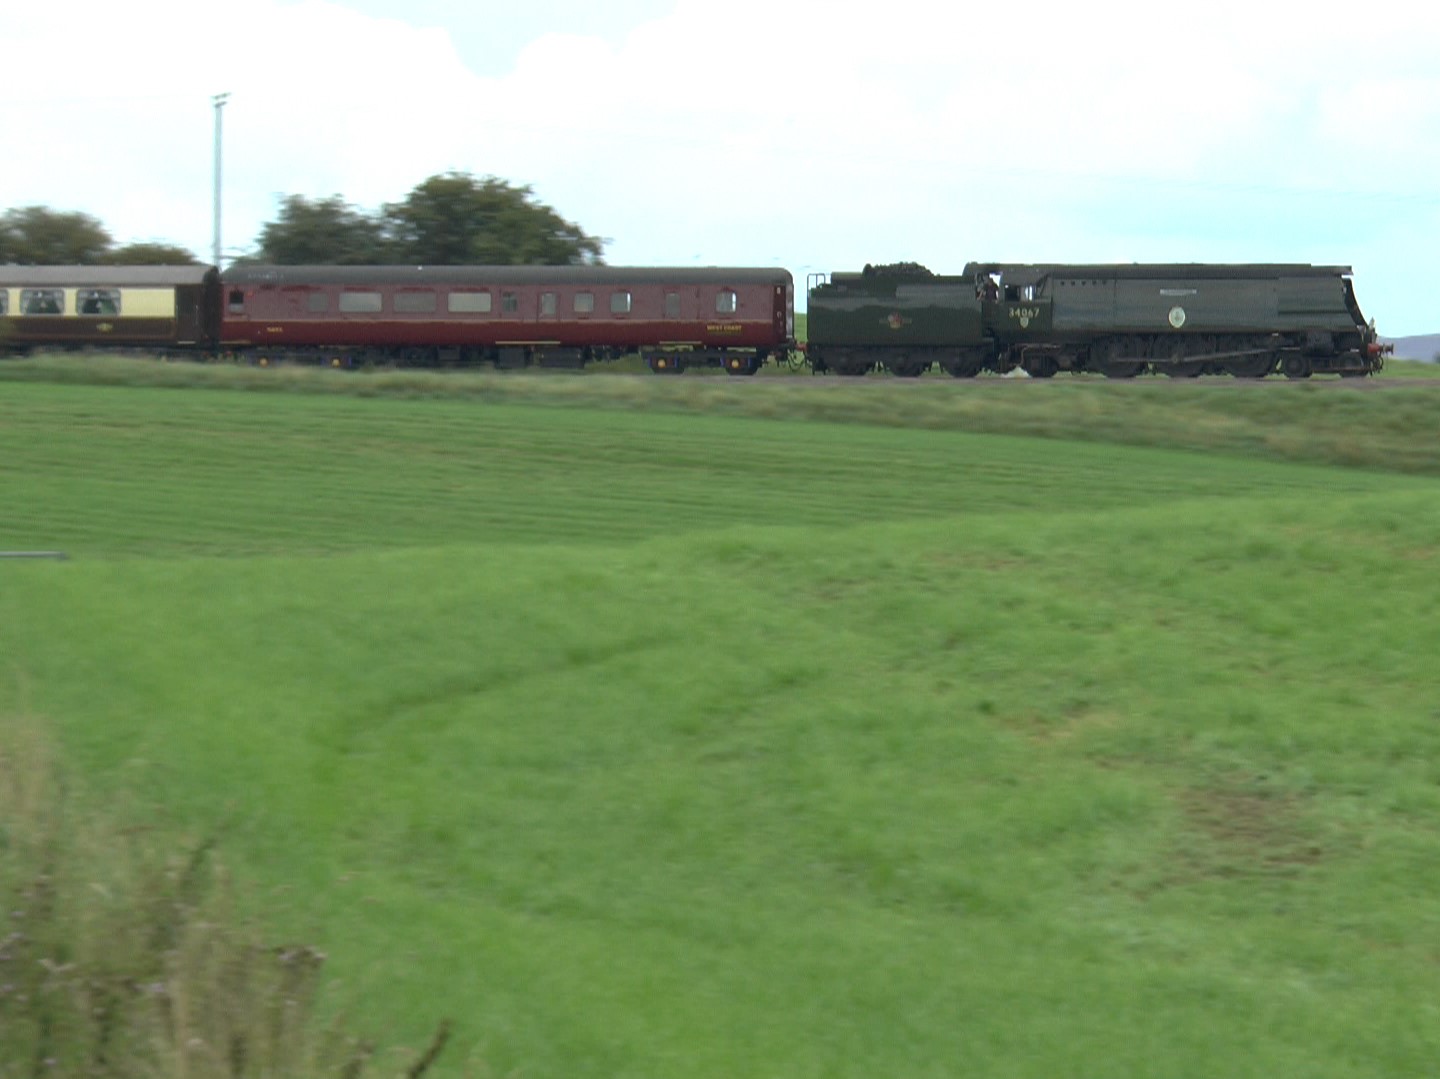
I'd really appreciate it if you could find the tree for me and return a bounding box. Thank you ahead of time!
[254,194,393,265]
[0,206,113,264]
[104,242,199,265]
[382,172,604,265]
[248,173,607,266]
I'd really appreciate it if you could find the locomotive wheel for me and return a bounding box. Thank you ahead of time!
[1091,339,1147,379]
[1226,356,1276,379]
[1154,338,1203,378]
[1282,355,1313,380]
[1023,356,1059,378]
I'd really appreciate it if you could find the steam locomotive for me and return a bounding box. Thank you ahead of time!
[806,262,1387,379]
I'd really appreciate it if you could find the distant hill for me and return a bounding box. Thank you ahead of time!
[1384,334,1440,362]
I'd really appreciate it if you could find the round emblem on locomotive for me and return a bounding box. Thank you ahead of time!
[1168,306,1187,329]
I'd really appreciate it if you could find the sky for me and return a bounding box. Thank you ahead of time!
[4,0,1439,334]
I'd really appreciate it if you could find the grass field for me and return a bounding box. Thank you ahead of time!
[4,366,1440,1076]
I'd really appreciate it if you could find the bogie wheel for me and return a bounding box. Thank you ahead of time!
[649,356,683,374]
[724,357,759,377]
[942,360,982,378]
[400,347,437,367]
[888,359,928,378]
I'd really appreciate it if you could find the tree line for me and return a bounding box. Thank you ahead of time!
[0,172,605,267]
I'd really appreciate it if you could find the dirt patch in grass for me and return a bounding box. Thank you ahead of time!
[1174,781,1326,878]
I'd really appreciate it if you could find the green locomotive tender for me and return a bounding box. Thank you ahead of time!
[806,262,1387,378]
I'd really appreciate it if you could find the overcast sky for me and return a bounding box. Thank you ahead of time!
[6,0,1439,333]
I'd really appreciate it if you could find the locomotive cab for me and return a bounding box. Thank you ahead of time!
[970,264,1055,342]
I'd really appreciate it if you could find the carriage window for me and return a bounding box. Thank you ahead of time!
[339,291,382,313]
[448,291,492,313]
[228,289,245,314]
[501,291,519,314]
[307,291,329,313]
[540,292,557,316]
[574,292,594,313]
[715,290,737,314]
[78,289,121,315]
[394,291,438,313]
[610,290,631,314]
[664,292,680,318]
[20,289,64,315]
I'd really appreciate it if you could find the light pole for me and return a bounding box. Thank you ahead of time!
[212,92,230,267]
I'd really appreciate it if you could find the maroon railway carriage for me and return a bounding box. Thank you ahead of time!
[220,265,795,373]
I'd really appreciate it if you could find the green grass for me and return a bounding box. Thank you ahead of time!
[0,380,1428,558]
[1380,357,1440,377]
[6,354,1440,478]
[3,376,1440,1076]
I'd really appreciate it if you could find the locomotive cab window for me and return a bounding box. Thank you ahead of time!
[447,291,492,313]
[78,289,120,316]
[20,289,64,315]
[610,290,631,315]
[574,292,595,314]
[715,290,737,314]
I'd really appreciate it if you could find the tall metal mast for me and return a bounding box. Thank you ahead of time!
[212,92,230,267]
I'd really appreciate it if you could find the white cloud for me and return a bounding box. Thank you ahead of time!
[3,0,1439,333]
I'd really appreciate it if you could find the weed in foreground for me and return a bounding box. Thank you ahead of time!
[0,714,453,1078]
